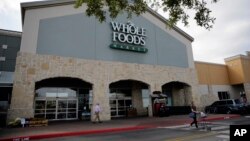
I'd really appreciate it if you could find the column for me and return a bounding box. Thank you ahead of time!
[244,83,250,103]
[91,82,110,121]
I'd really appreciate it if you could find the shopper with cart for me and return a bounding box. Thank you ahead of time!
[199,111,208,129]
[189,102,198,128]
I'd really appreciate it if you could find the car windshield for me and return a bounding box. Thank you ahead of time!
[234,99,241,104]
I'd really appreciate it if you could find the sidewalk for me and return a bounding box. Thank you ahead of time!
[0,114,240,141]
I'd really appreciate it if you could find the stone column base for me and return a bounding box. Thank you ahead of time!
[7,108,34,123]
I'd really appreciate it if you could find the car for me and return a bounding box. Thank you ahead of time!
[205,99,246,114]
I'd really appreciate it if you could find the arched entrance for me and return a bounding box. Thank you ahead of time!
[162,81,192,106]
[34,77,92,120]
[109,80,149,118]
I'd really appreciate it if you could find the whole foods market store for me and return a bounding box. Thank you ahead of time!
[7,0,200,122]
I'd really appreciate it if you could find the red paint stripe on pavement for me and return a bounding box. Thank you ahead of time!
[198,114,241,122]
[0,126,152,141]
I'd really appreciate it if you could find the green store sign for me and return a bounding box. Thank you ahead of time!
[110,21,148,53]
[110,44,148,53]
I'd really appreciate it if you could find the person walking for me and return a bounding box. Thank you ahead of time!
[190,102,198,128]
[93,103,102,123]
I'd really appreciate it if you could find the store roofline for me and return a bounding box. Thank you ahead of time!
[21,0,194,42]
[224,54,250,62]
[0,29,22,37]
[194,61,226,66]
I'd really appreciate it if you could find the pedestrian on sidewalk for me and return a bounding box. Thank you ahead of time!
[190,101,199,128]
[93,103,102,123]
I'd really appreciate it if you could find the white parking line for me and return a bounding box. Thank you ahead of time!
[216,135,229,139]
[158,124,190,129]
[218,130,230,134]
[212,126,229,131]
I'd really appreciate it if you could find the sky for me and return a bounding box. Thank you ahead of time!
[0,0,249,64]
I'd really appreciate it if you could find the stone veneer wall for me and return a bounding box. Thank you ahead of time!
[244,83,250,102]
[197,84,241,111]
[131,83,148,116]
[7,52,201,122]
[172,87,192,106]
[199,93,218,111]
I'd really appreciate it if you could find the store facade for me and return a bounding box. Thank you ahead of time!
[195,52,250,110]
[0,29,21,126]
[7,0,200,122]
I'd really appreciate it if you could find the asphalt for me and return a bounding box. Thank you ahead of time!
[0,114,241,141]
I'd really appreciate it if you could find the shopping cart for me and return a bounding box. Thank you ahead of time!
[199,112,211,130]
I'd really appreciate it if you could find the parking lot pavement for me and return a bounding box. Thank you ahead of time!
[0,114,241,141]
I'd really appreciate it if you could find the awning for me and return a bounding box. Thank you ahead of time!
[150,93,168,98]
[160,93,167,97]
[150,94,160,98]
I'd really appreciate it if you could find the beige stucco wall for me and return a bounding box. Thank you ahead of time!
[8,52,200,122]
[224,54,250,103]
[195,62,230,85]
[241,58,250,83]
[225,58,244,84]
[194,61,246,111]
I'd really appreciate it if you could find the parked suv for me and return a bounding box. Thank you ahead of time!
[205,99,245,114]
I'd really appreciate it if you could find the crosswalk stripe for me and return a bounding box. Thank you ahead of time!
[216,135,230,139]
[218,130,230,134]
[182,127,192,130]
[212,126,229,131]
[159,124,190,129]
[159,123,230,134]
[210,122,230,125]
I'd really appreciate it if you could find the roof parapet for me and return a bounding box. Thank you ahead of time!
[21,0,194,42]
[224,51,250,62]
[247,51,250,57]
[0,29,22,37]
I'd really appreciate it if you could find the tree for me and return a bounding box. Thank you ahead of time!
[75,0,219,30]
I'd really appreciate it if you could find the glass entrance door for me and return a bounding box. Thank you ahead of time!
[57,100,67,119]
[110,99,132,118]
[67,100,77,119]
[46,100,56,119]
[35,99,78,120]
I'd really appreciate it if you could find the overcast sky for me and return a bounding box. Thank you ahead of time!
[0,0,249,64]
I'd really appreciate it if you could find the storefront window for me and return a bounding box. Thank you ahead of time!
[218,91,230,100]
[109,88,132,117]
[34,87,79,120]
[35,88,77,98]
[142,89,149,107]
[109,89,132,99]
